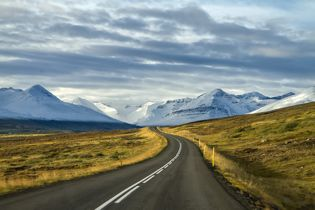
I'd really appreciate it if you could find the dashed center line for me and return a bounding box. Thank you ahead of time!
[94,135,182,210]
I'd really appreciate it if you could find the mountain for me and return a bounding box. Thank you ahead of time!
[94,102,119,119]
[71,97,104,114]
[72,98,154,124]
[71,98,121,120]
[113,102,155,124]
[270,92,295,100]
[252,87,315,113]
[0,85,121,123]
[135,89,294,126]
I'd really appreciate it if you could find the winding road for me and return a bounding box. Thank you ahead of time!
[0,128,245,210]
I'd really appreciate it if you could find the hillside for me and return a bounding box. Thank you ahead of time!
[163,102,315,209]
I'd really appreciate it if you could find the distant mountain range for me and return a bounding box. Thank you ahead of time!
[72,88,302,126]
[1,85,314,127]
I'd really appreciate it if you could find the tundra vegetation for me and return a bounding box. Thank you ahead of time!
[0,128,166,195]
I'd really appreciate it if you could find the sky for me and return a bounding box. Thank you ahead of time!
[0,0,314,106]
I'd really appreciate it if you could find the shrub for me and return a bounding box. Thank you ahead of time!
[283,121,298,132]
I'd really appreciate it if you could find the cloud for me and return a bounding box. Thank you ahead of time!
[123,6,286,42]
[111,17,147,31]
[0,1,314,105]
[46,23,139,42]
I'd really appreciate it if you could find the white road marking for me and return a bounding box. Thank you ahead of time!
[156,169,163,174]
[156,168,163,173]
[94,134,182,210]
[94,185,137,210]
[114,186,140,203]
[142,175,155,184]
[142,175,154,183]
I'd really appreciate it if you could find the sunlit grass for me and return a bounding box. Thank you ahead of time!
[0,127,167,195]
[163,102,315,210]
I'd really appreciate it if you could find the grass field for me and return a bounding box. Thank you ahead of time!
[163,102,315,210]
[0,128,167,195]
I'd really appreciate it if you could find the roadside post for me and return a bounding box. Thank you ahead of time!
[212,147,215,167]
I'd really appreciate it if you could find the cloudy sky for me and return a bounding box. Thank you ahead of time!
[0,0,314,106]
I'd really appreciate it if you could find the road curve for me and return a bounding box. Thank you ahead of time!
[0,128,245,210]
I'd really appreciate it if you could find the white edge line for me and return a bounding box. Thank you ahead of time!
[114,186,140,203]
[95,137,182,210]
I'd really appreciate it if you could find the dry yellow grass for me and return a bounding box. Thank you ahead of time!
[0,127,167,195]
[163,102,315,210]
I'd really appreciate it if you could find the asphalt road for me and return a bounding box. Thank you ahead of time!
[0,128,245,210]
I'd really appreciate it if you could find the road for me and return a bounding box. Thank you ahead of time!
[0,128,245,210]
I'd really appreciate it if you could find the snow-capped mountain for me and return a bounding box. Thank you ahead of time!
[252,87,315,113]
[73,89,295,126]
[94,102,119,119]
[72,98,154,124]
[135,89,294,126]
[0,85,122,123]
[71,97,104,114]
[114,102,155,124]
[68,88,297,126]
[71,97,120,120]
